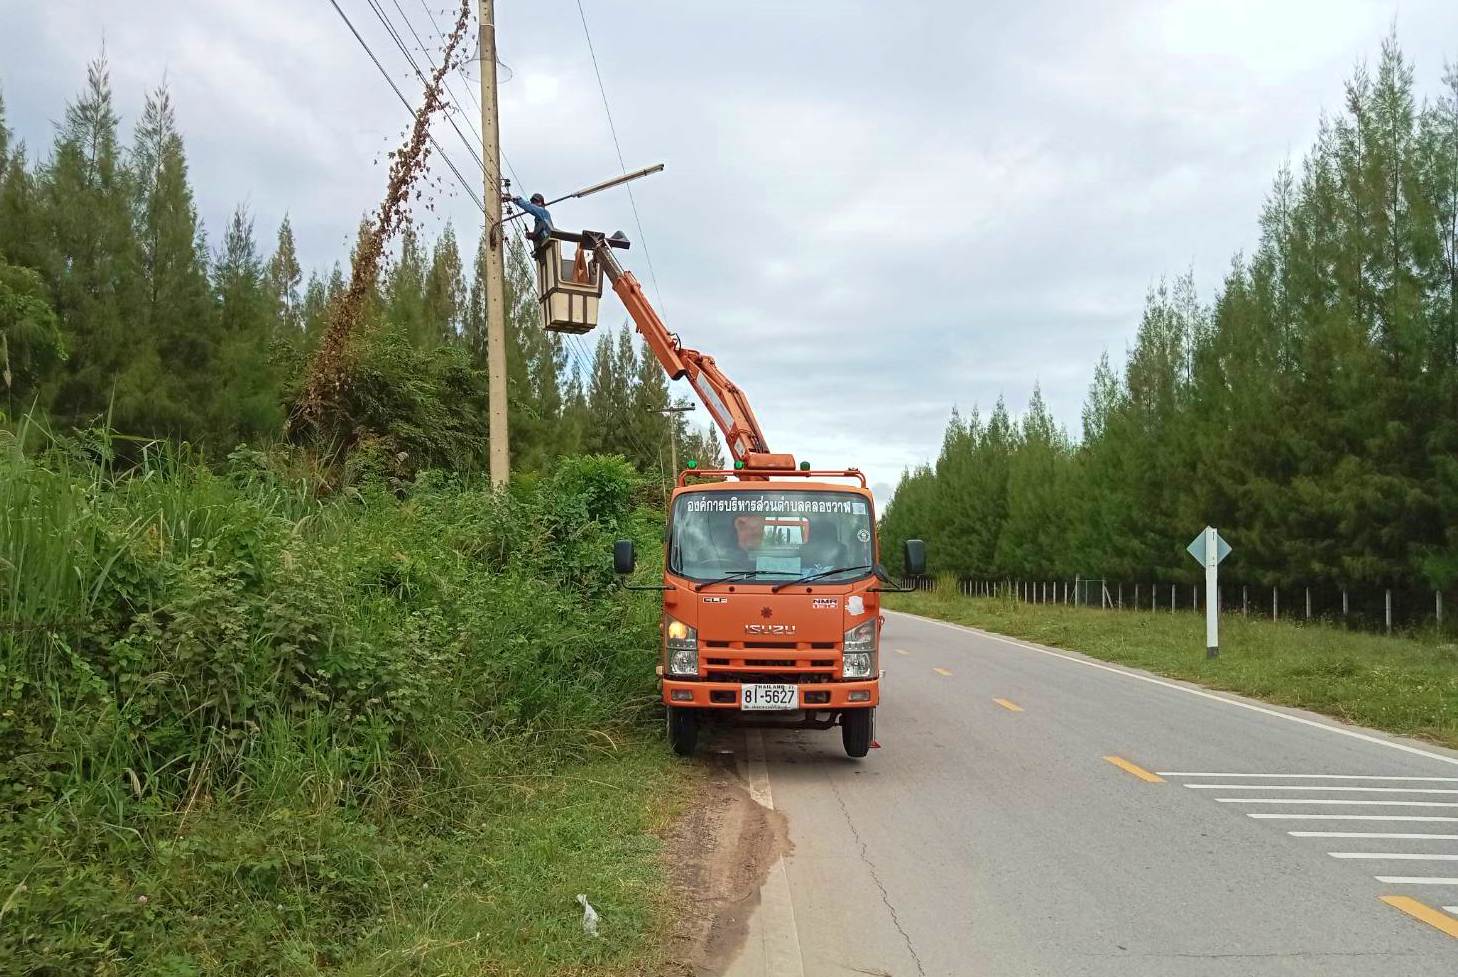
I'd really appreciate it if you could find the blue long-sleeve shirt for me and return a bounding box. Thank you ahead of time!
[512,197,553,241]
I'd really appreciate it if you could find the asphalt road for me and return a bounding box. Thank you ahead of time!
[720,609,1458,977]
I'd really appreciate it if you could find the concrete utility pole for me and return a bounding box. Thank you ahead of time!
[653,402,696,478]
[479,0,510,485]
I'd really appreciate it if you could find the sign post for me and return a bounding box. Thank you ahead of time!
[1186,527,1231,659]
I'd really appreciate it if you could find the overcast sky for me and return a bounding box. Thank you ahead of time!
[4,1,1458,503]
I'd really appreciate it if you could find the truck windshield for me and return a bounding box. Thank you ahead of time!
[669,490,874,584]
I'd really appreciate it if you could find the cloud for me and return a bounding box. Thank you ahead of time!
[4,0,1457,509]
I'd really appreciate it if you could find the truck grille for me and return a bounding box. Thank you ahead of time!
[708,671,832,685]
[698,641,839,682]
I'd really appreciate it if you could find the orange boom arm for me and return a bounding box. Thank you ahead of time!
[586,233,795,471]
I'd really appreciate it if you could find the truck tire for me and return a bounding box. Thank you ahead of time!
[666,705,699,756]
[841,707,874,758]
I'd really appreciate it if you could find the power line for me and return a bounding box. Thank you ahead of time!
[409,0,483,125]
[573,0,666,313]
[411,0,524,191]
[388,0,486,151]
[362,0,490,182]
[323,0,488,214]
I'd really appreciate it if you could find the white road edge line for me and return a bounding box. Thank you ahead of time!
[1290,832,1458,839]
[1185,784,1458,794]
[888,610,1458,769]
[1329,852,1458,860]
[1160,773,1458,782]
[741,730,806,977]
[1374,876,1458,884]
[1249,814,1458,822]
[1216,799,1458,806]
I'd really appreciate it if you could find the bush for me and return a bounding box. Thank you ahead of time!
[0,436,668,973]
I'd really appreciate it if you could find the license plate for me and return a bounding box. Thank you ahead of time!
[741,683,798,711]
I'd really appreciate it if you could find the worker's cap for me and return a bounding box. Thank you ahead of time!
[530,193,546,205]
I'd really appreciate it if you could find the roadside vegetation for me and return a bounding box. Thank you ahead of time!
[0,46,719,976]
[1,428,690,975]
[889,589,1458,750]
[879,37,1458,624]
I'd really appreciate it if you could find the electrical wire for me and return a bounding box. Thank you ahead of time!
[324,0,488,214]
[387,0,487,153]
[411,0,524,191]
[573,0,666,313]
[362,0,489,181]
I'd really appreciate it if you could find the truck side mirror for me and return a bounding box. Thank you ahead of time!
[613,539,636,575]
[903,539,926,577]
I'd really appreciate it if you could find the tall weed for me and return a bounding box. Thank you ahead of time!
[0,432,667,973]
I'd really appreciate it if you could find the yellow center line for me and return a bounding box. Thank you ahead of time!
[933,667,953,677]
[994,698,1023,712]
[1103,755,1165,783]
[895,649,910,656]
[1380,896,1458,940]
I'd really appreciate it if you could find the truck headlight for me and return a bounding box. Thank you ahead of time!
[665,617,698,677]
[842,619,877,678]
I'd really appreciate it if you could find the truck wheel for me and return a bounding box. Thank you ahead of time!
[841,708,874,758]
[666,705,699,756]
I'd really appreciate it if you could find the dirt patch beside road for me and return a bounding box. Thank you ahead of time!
[659,737,791,976]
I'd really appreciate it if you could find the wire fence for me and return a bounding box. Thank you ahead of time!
[903,576,1455,637]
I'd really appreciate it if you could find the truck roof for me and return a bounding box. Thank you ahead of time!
[672,478,872,498]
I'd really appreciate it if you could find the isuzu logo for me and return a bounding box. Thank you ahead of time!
[746,624,797,635]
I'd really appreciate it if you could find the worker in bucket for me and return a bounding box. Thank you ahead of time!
[506,192,553,249]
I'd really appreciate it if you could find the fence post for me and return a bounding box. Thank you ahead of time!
[1118,583,1123,609]
[1135,583,1140,611]
[1438,590,1443,627]
[1153,584,1158,611]
[1242,584,1248,617]
[1342,589,1348,618]
[1273,587,1278,621]
[1305,587,1311,620]
[1193,585,1199,612]
[1386,588,1392,635]
[1170,583,1176,613]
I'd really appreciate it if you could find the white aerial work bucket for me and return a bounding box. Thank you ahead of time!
[535,239,602,334]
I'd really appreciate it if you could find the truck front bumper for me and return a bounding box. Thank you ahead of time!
[661,678,879,709]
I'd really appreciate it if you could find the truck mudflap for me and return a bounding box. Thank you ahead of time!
[661,678,879,710]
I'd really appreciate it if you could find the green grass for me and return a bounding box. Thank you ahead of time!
[888,591,1458,750]
[1,427,692,975]
[124,737,695,977]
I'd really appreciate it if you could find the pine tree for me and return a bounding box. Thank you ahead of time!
[130,83,214,439]
[996,386,1072,577]
[267,213,303,339]
[423,222,465,345]
[628,332,672,477]
[210,205,281,446]
[0,259,65,413]
[40,53,146,435]
[1422,61,1458,588]
[584,322,638,458]
[386,223,428,347]
[0,93,41,274]
[501,235,564,470]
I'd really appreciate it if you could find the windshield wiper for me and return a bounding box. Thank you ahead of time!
[695,568,782,592]
[771,565,873,593]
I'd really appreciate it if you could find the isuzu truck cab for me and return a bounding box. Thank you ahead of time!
[534,226,924,758]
